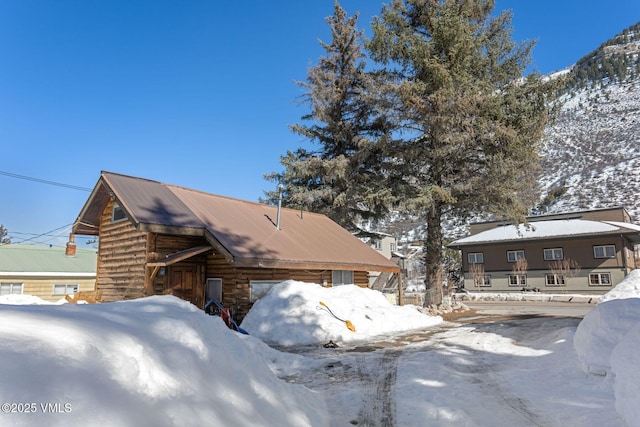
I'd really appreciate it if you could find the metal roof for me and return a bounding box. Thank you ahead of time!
[0,244,97,276]
[449,218,640,247]
[73,171,399,272]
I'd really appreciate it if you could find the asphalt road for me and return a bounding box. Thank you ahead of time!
[462,300,596,319]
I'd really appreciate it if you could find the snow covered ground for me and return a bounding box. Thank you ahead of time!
[0,279,638,426]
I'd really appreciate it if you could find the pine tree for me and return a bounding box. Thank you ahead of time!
[264,2,393,233]
[0,225,11,244]
[367,0,558,305]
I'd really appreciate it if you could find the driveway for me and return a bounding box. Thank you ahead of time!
[280,301,617,427]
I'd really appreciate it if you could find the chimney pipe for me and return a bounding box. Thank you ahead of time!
[276,184,284,230]
[65,233,77,257]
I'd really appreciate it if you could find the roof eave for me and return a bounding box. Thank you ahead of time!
[449,230,640,248]
[231,258,400,273]
[139,223,205,237]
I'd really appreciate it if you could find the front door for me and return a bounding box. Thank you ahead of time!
[168,264,204,307]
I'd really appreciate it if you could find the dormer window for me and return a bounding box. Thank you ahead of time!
[112,204,126,223]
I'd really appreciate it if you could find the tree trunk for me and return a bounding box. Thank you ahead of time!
[424,203,444,306]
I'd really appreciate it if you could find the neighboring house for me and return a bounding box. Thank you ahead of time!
[448,207,640,293]
[72,171,399,321]
[0,243,97,302]
[370,232,397,260]
[368,232,398,287]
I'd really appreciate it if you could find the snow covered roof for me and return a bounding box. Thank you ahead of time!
[449,218,640,247]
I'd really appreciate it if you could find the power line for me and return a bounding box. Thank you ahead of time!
[6,223,74,245]
[0,170,92,192]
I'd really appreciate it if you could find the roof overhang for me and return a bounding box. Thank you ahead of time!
[72,179,112,236]
[146,245,214,267]
[230,257,400,273]
[449,230,640,249]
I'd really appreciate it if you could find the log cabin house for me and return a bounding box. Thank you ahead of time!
[448,207,640,293]
[72,171,399,321]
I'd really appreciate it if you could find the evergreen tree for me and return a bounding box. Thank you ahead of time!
[367,0,558,305]
[0,225,11,244]
[264,2,393,233]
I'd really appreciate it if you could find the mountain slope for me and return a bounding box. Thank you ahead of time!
[537,23,640,219]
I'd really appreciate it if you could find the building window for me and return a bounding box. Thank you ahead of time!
[545,274,565,286]
[508,274,527,287]
[249,280,281,302]
[390,243,396,252]
[507,250,525,263]
[589,273,612,286]
[112,204,127,223]
[332,270,354,286]
[0,282,23,296]
[53,284,79,295]
[474,275,491,287]
[468,252,484,264]
[205,278,223,302]
[543,248,563,261]
[593,245,616,259]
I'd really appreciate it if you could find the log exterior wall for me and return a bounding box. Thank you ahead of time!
[94,204,374,321]
[206,252,370,322]
[96,199,148,302]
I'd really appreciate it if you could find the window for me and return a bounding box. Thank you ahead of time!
[507,250,525,263]
[112,204,127,223]
[593,245,616,259]
[0,282,23,296]
[250,280,281,302]
[589,273,612,286]
[508,275,527,287]
[332,270,354,286]
[467,252,484,264]
[205,278,222,302]
[53,284,78,295]
[390,243,396,252]
[545,274,565,286]
[474,275,491,287]
[543,248,563,261]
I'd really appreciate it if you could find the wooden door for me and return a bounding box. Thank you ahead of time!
[169,265,203,307]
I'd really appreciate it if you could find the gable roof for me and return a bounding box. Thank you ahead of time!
[449,218,640,247]
[0,244,97,277]
[73,171,399,272]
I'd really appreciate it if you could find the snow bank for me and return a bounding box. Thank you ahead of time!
[598,268,640,303]
[240,281,442,346]
[0,295,327,427]
[610,322,640,425]
[0,294,65,305]
[573,271,640,427]
[573,298,640,375]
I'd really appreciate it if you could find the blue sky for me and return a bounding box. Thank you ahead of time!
[1,0,639,247]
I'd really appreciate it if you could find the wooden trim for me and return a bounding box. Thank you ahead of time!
[204,230,236,263]
[139,223,205,237]
[147,245,213,267]
[231,258,400,273]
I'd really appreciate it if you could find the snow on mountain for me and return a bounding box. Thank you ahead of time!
[538,78,640,218]
[536,26,640,220]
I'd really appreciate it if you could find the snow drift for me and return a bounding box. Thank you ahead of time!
[240,281,442,346]
[0,295,327,427]
[574,270,640,427]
